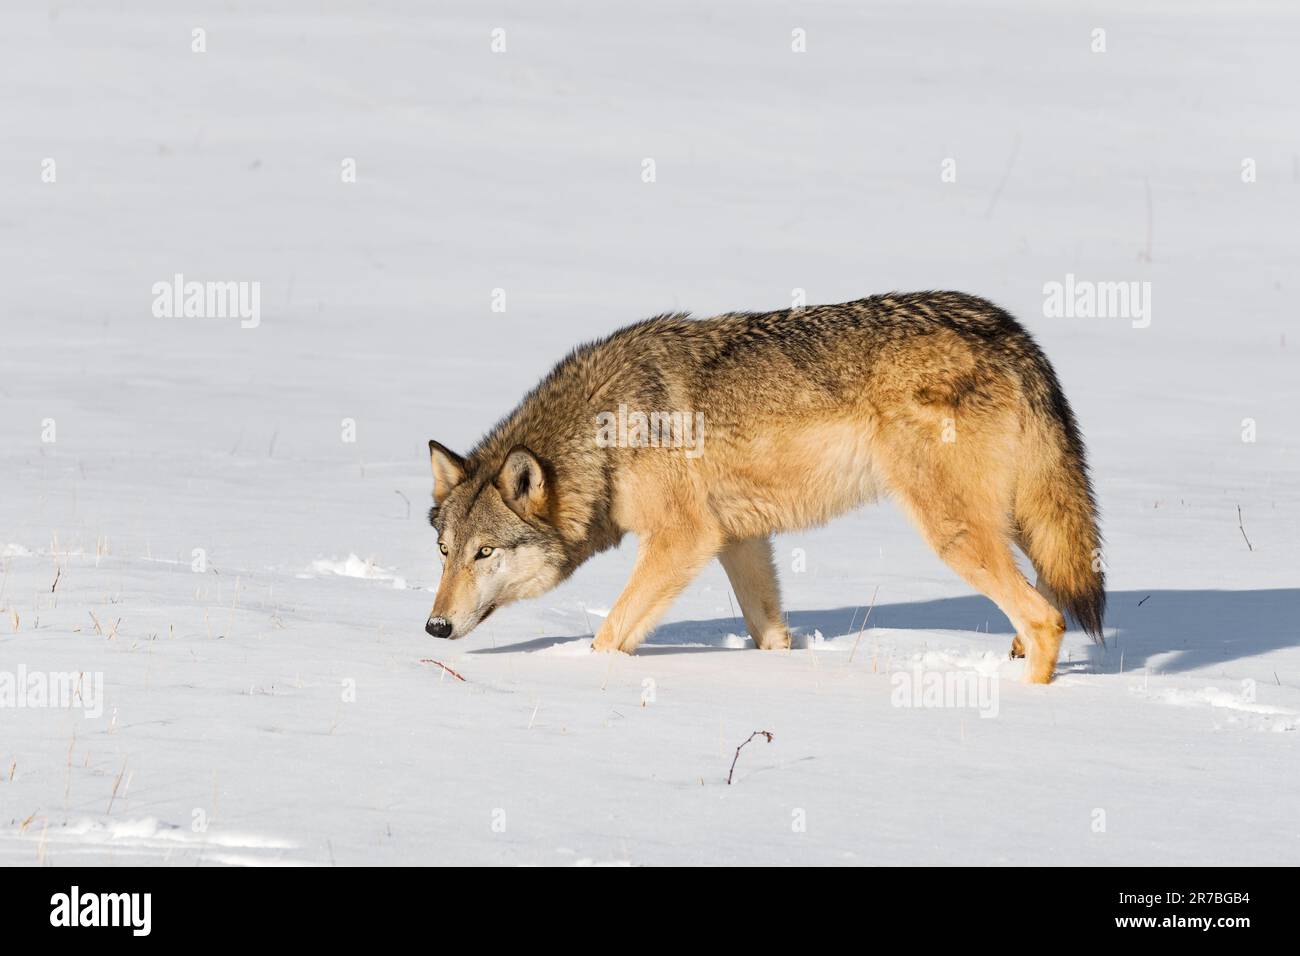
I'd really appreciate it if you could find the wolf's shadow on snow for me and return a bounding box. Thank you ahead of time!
[470,589,1300,675]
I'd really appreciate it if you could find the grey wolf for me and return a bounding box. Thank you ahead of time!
[425,292,1104,683]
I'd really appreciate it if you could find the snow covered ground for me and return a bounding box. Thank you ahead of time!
[2,1,1298,865]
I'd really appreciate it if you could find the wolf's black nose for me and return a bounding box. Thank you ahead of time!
[426,617,452,638]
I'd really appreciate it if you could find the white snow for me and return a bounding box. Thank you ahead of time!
[1137,686,1300,733]
[1,0,1297,865]
[308,554,408,590]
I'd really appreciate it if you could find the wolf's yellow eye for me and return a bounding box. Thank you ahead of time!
[439,543,448,556]
[476,546,495,559]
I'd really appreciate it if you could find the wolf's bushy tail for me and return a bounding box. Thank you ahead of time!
[1014,382,1106,643]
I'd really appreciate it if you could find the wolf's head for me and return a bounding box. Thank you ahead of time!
[424,439,568,639]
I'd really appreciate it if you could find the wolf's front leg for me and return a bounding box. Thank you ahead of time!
[718,537,791,650]
[592,529,721,654]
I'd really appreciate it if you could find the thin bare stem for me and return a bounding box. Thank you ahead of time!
[419,658,467,682]
[727,730,774,785]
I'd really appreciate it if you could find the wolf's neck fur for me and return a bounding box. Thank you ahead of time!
[467,343,650,569]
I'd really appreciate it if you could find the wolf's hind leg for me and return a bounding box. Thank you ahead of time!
[718,537,791,650]
[875,408,1065,682]
[1009,534,1064,660]
[592,528,720,654]
[899,499,1065,683]
[1010,578,1062,658]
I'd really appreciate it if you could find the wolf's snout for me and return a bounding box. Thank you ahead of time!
[425,616,453,639]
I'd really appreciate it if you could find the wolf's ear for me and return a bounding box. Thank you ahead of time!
[429,440,466,506]
[495,445,550,521]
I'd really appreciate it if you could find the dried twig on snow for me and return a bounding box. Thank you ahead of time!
[420,658,467,682]
[727,730,774,785]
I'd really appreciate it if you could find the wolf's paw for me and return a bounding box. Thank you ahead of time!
[1021,661,1055,684]
[1009,635,1025,659]
[754,627,792,651]
[591,633,622,653]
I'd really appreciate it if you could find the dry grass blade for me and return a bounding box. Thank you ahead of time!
[106,758,128,814]
[848,584,880,664]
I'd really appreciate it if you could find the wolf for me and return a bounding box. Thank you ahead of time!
[425,292,1104,683]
